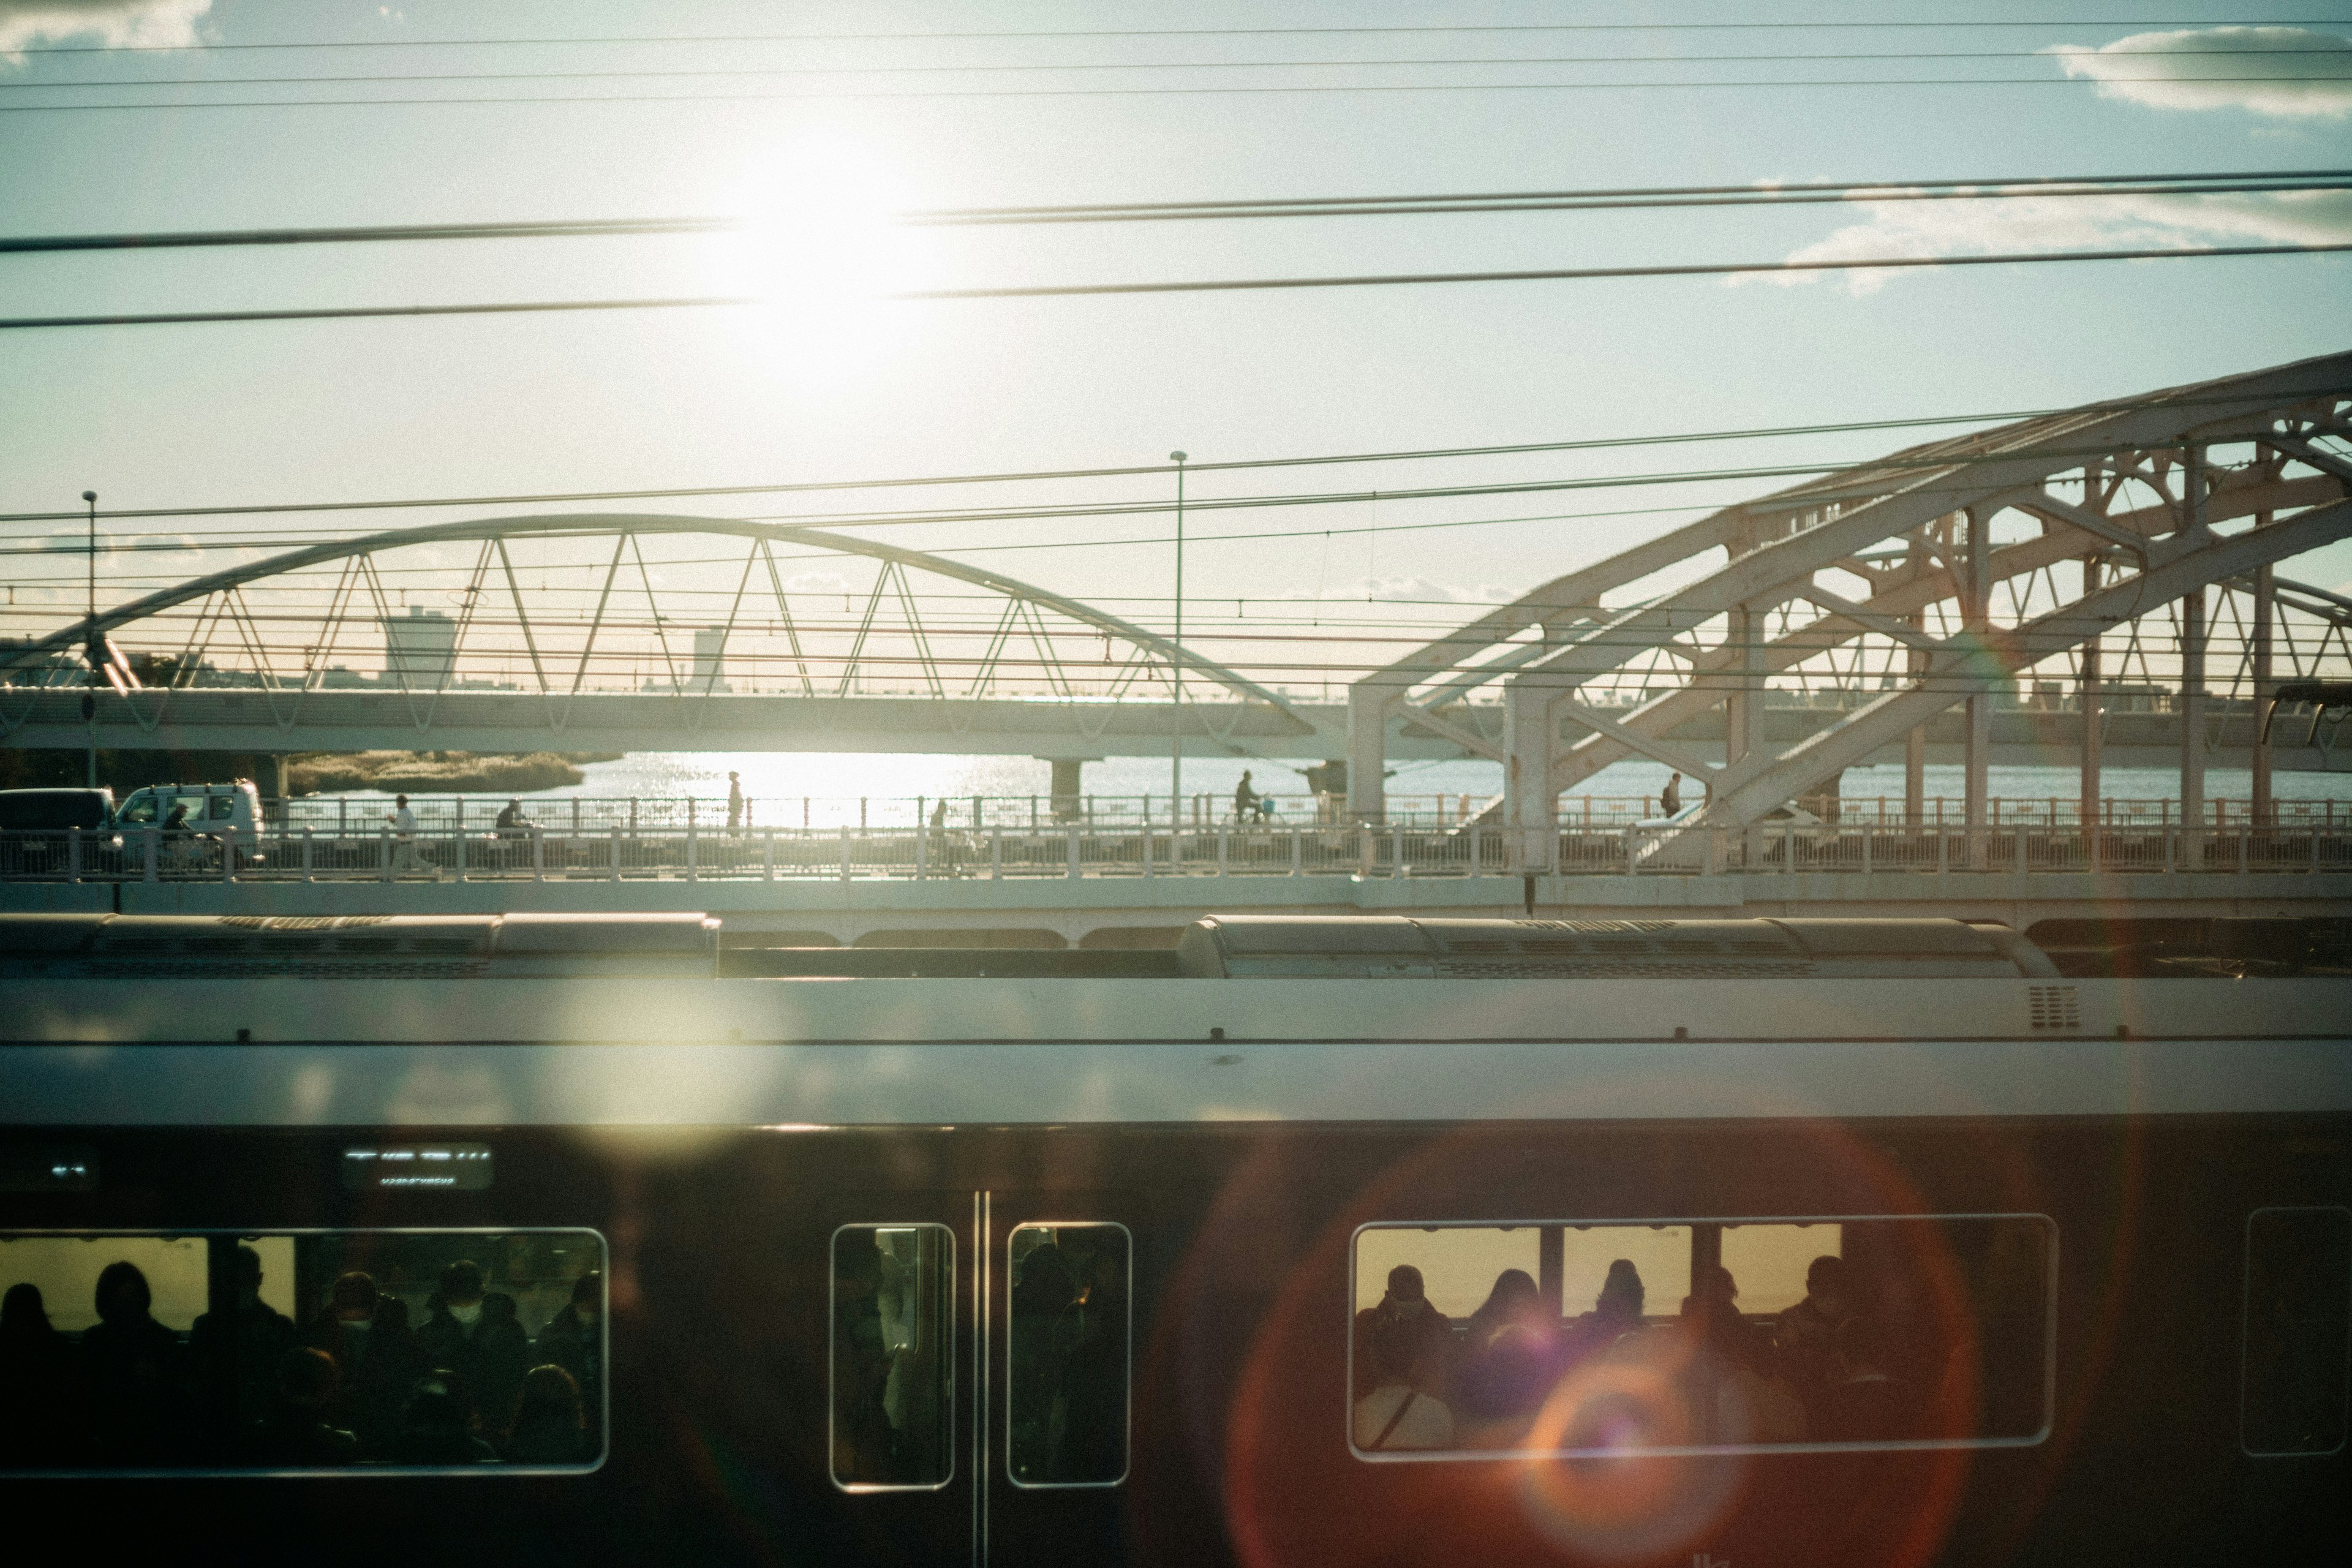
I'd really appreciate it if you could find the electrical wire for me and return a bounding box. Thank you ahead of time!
[8,43,2346,92]
[8,168,2346,252]
[6,241,2346,331]
[8,71,2352,111]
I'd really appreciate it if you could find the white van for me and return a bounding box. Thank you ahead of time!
[115,780,267,864]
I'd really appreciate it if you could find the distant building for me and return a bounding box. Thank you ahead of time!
[690,627,731,693]
[380,606,458,690]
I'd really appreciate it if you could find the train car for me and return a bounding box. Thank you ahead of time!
[0,911,2346,1567]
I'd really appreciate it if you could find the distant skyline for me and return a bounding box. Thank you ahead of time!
[4,0,2349,662]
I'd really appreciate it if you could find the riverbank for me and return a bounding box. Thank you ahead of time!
[287,751,621,794]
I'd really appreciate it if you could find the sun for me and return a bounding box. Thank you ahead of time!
[706,132,937,381]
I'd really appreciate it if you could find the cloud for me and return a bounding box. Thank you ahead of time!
[2049,26,2352,119]
[0,0,209,59]
[1742,186,2352,295]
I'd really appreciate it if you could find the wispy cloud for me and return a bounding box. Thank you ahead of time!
[1743,187,2352,295]
[2050,26,2352,119]
[0,1,209,59]
[1283,575,1512,605]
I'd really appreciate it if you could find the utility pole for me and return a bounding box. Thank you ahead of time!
[82,490,98,788]
[1169,450,1186,830]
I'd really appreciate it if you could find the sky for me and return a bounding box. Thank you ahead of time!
[2,1,2350,748]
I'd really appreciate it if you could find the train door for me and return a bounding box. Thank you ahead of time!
[986,1189,1147,1565]
[820,1189,981,1568]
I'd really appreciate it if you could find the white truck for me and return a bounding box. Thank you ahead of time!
[115,780,268,867]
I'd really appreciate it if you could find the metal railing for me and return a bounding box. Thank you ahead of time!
[267,791,2351,835]
[8,822,2350,884]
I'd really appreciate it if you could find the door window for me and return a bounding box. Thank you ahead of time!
[831,1224,954,1490]
[1006,1222,1130,1487]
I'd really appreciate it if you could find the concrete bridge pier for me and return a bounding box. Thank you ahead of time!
[1044,757,1097,822]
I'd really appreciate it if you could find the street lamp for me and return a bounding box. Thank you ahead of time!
[1169,451,1186,831]
[81,491,97,787]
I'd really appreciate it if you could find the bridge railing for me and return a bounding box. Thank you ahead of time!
[7,823,2351,885]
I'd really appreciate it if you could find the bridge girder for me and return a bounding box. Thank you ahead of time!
[1343,350,2352,827]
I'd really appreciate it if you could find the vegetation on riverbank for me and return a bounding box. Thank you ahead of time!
[286,751,621,794]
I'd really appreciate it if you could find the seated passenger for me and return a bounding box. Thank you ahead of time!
[251,1347,360,1466]
[303,1271,379,1378]
[1061,1243,1129,1481]
[1564,1259,1647,1365]
[1774,1255,1856,1396]
[389,1372,499,1464]
[504,1363,592,1464]
[353,1297,432,1457]
[191,1243,298,1430]
[1679,1265,1768,1372]
[535,1272,604,1415]
[470,1293,532,1444]
[834,1233,900,1482]
[0,1283,80,1467]
[1352,1264,1452,1400]
[1455,1269,1561,1421]
[1352,1312,1455,1451]
[1008,1243,1077,1480]
[79,1261,189,1464]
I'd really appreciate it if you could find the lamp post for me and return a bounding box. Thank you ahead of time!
[81,490,97,787]
[1169,451,1186,830]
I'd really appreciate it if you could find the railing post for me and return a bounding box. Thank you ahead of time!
[915,822,927,880]
[610,824,622,882]
[2013,825,2026,875]
[2238,825,2249,875]
[1292,827,1305,876]
[1392,824,1404,879]
[992,828,1003,881]
[145,826,159,884]
[685,820,698,883]
[2164,828,2176,875]
[1622,825,1636,876]
[1466,824,1480,878]
[453,824,466,883]
[1936,824,1948,876]
[303,829,315,883]
[532,827,545,883]
[1216,829,1229,877]
[1860,823,1872,876]
[763,829,775,881]
[380,826,393,882]
[840,824,851,883]
[67,828,80,883]
[221,831,235,884]
[1068,827,1080,880]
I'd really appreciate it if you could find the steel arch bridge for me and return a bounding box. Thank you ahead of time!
[1346,350,2352,841]
[0,513,1321,761]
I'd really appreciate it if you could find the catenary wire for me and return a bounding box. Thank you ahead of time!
[5,241,2348,331]
[8,70,2352,111]
[7,169,2347,252]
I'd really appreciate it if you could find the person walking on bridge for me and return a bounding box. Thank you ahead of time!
[726,771,745,832]
[387,794,422,874]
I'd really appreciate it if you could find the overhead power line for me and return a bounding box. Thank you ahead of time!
[9,21,2344,54]
[7,43,2346,91]
[8,70,2352,111]
[7,169,2346,254]
[4,241,2346,331]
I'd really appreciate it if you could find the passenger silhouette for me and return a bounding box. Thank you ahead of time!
[1456,1268,1559,1420]
[353,1296,432,1457]
[416,1259,490,1398]
[469,1293,532,1442]
[78,1261,188,1464]
[505,1363,592,1463]
[1354,1309,1455,1451]
[1,1283,79,1466]
[1562,1259,1648,1368]
[535,1272,604,1417]
[1060,1241,1130,1481]
[1008,1242,1078,1480]
[390,1371,498,1464]
[192,1243,298,1433]
[252,1347,360,1466]
[834,1233,899,1482]
[1352,1264,1451,1400]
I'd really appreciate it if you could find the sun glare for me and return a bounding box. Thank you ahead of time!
[708,134,935,380]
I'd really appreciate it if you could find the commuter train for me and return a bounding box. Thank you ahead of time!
[1,911,2346,1567]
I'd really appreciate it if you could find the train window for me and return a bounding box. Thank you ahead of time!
[2242,1207,2352,1457]
[1349,1215,2052,1457]
[0,1228,606,1472]
[831,1224,954,1491]
[1006,1222,1131,1487]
